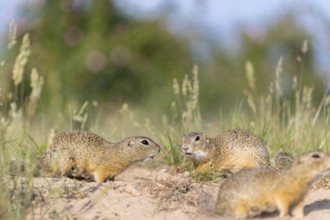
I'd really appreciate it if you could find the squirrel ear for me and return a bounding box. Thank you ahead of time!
[128,140,133,147]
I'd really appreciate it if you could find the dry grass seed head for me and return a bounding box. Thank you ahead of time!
[301,39,308,54]
[12,34,30,86]
[275,56,283,97]
[8,21,17,49]
[245,60,255,90]
[172,78,180,95]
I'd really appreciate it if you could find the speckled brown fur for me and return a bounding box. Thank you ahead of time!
[182,129,269,174]
[38,131,160,183]
[215,151,330,218]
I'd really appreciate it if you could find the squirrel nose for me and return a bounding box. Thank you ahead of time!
[182,145,189,151]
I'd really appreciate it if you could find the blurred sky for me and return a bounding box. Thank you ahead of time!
[1,0,330,77]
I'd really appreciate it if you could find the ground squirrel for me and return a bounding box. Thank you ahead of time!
[215,150,330,218]
[182,129,269,175]
[37,130,160,183]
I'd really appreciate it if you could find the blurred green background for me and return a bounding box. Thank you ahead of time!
[0,0,329,121]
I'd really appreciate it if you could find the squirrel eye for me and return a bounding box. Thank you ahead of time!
[195,136,200,142]
[312,153,320,159]
[141,140,149,145]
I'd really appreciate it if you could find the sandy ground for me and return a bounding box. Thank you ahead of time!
[22,166,330,220]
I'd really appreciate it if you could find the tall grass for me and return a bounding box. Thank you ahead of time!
[159,65,202,166]
[242,41,330,154]
[0,23,329,219]
[0,22,43,219]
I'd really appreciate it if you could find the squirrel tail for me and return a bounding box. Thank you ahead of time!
[270,150,295,170]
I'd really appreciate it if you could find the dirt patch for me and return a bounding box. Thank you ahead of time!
[21,166,330,219]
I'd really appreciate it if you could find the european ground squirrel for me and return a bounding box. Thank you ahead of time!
[215,150,330,218]
[38,130,160,183]
[182,129,269,175]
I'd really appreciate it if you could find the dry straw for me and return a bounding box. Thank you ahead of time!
[30,68,44,103]
[72,101,89,129]
[0,61,4,107]
[8,21,17,49]
[191,64,199,110]
[27,68,44,117]
[275,56,283,97]
[244,60,256,114]
[12,34,30,86]
[172,78,180,95]
[245,60,255,90]
[301,40,308,54]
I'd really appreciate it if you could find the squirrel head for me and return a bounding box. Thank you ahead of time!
[292,150,330,178]
[181,132,210,160]
[119,136,160,162]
